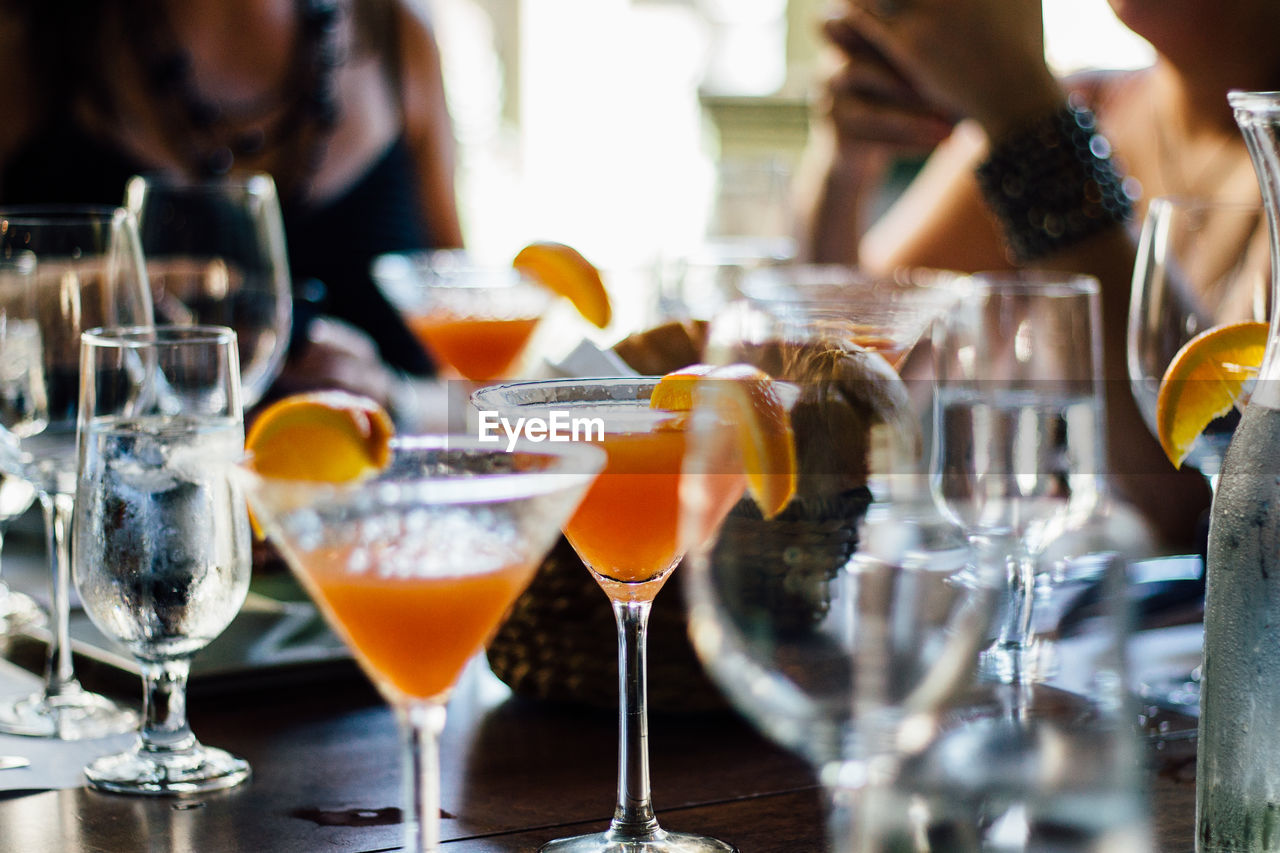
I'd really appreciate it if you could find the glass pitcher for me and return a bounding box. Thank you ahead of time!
[1197,90,1280,851]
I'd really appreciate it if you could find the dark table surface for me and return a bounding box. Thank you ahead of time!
[0,519,1200,853]
[0,651,1200,853]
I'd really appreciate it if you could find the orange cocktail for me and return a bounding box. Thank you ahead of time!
[564,416,744,585]
[469,377,770,853]
[298,551,536,700]
[240,436,603,853]
[408,312,540,381]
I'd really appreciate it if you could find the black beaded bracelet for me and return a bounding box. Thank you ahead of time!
[975,101,1133,263]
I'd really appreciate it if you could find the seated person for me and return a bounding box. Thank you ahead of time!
[793,0,1280,548]
[0,0,466,411]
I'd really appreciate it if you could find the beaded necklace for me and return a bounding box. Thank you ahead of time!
[131,0,348,201]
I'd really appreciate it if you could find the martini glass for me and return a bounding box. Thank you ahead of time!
[238,437,603,853]
[373,249,551,381]
[739,263,961,371]
[470,378,742,853]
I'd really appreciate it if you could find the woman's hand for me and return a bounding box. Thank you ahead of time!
[844,0,1064,141]
[819,13,957,162]
[258,316,396,414]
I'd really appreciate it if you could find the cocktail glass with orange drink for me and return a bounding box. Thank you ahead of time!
[374,245,612,382]
[373,250,550,381]
[471,374,794,853]
[238,398,604,853]
[740,264,960,371]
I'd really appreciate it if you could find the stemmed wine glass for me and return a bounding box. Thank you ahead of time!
[74,326,252,794]
[680,296,998,850]
[239,437,603,852]
[0,207,149,739]
[471,378,739,853]
[1126,195,1267,715]
[0,256,44,633]
[931,272,1105,685]
[124,172,293,408]
[1128,195,1268,490]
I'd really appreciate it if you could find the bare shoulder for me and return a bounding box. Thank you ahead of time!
[389,0,447,136]
[392,0,444,88]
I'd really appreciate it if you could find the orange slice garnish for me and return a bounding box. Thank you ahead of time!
[652,363,797,519]
[1155,321,1267,469]
[246,391,394,483]
[648,363,716,411]
[513,241,612,329]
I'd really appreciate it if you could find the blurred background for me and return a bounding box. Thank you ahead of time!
[431,0,1155,268]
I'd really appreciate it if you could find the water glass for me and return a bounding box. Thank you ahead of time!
[931,272,1105,684]
[74,325,252,794]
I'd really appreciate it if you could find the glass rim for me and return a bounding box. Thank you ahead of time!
[372,249,536,291]
[0,205,131,226]
[81,324,237,349]
[237,434,606,503]
[1229,90,1280,112]
[963,270,1100,297]
[125,171,278,194]
[470,376,660,410]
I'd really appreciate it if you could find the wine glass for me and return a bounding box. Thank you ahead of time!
[372,249,551,381]
[238,437,603,852]
[0,207,149,739]
[1128,195,1268,490]
[124,172,293,409]
[1126,195,1267,717]
[74,325,251,794]
[0,256,44,633]
[679,296,998,849]
[931,272,1105,685]
[470,378,738,853]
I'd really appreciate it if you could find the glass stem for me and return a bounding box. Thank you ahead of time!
[400,701,447,853]
[40,492,78,699]
[980,536,1038,684]
[138,658,197,756]
[609,598,661,840]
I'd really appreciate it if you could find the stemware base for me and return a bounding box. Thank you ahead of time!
[85,742,250,796]
[0,684,138,740]
[540,829,737,853]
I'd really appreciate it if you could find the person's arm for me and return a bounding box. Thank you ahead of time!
[395,0,464,249]
[793,13,956,265]
[829,0,1209,546]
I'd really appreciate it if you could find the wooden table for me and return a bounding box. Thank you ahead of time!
[0,650,1201,853]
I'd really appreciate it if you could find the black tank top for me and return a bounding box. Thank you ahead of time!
[2,119,438,376]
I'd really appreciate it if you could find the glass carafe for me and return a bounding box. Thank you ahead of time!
[1197,90,1280,851]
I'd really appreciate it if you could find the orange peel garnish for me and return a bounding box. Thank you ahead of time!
[652,363,797,519]
[246,391,394,483]
[1155,321,1267,469]
[513,241,612,329]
